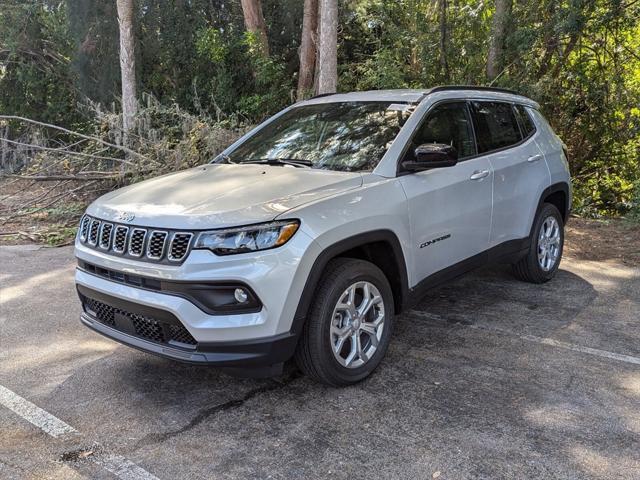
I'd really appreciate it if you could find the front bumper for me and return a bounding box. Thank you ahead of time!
[78,284,298,369]
[74,225,322,371]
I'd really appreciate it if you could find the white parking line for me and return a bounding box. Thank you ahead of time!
[95,454,161,480]
[0,384,160,480]
[408,310,640,366]
[494,329,640,366]
[0,384,77,438]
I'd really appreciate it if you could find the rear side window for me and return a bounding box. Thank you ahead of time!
[513,104,536,138]
[471,101,522,153]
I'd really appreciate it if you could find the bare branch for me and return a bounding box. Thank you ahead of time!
[1,138,135,165]
[0,115,155,163]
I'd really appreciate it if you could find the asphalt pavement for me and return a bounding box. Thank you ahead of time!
[1,245,638,479]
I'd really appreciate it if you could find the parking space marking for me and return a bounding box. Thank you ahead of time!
[0,384,77,438]
[408,310,640,366]
[488,328,640,366]
[0,384,160,480]
[95,454,161,480]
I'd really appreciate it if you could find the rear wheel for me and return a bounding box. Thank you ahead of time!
[512,203,564,283]
[294,258,394,386]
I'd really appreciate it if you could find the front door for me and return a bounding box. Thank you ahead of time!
[398,101,493,286]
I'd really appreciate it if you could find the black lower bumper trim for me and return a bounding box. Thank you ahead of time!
[80,312,298,368]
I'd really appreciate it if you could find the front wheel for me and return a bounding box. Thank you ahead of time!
[294,258,395,386]
[512,203,564,283]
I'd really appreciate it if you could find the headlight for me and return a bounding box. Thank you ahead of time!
[194,220,300,255]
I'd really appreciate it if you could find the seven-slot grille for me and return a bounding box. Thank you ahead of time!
[113,226,129,253]
[169,233,193,261]
[88,219,100,245]
[79,216,91,241]
[128,228,147,257]
[77,215,194,263]
[99,223,113,249]
[147,231,168,259]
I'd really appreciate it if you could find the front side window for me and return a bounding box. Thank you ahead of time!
[225,102,414,172]
[404,102,476,161]
[471,101,522,153]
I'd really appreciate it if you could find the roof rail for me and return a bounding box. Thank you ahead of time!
[429,85,520,96]
[309,92,337,99]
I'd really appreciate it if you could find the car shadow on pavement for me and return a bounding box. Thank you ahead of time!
[50,263,640,478]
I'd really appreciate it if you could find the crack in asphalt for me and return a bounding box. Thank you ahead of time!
[132,371,302,450]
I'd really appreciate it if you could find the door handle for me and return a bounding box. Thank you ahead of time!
[527,154,543,163]
[470,170,490,180]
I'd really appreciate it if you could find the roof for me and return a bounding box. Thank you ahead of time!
[302,86,538,108]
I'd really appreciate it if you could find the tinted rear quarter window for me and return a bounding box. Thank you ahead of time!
[471,101,522,153]
[513,104,536,138]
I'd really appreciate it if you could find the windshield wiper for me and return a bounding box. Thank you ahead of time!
[243,158,313,168]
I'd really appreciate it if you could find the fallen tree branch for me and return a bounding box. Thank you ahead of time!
[2,173,122,181]
[0,115,156,164]
[1,137,135,165]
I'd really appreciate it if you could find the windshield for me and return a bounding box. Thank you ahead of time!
[224,101,415,172]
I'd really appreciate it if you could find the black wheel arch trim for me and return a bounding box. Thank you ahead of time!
[532,182,570,237]
[290,229,410,336]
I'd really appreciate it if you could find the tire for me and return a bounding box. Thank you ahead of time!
[512,202,564,283]
[294,258,395,387]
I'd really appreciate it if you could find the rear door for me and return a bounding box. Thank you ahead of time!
[469,101,550,246]
[399,101,493,284]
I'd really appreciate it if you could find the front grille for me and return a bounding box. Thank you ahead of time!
[99,223,113,249]
[88,219,100,246]
[169,233,193,262]
[146,231,168,260]
[81,294,197,347]
[79,216,91,241]
[113,226,129,253]
[128,228,147,257]
[77,215,196,264]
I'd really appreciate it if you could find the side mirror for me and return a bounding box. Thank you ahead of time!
[402,143,458,172]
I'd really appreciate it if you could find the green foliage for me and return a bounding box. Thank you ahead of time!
[1,0,638,217]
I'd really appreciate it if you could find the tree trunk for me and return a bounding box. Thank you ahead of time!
[240,0,269,56]
[486,0,512,81]
[297,0,318,100]
[317,0,338,94]
[438,0,449,82]
[116,0,137,139]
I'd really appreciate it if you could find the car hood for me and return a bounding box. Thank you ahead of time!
[87,164,363,229]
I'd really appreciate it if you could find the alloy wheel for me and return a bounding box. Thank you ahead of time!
[329,281,385,368]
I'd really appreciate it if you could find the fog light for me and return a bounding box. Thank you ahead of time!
[234,288,248,303]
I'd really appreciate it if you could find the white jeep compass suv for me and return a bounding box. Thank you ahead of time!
[75,86,571,386]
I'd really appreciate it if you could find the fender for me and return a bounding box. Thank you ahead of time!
[290,230,409,336]
[529,182,570,237]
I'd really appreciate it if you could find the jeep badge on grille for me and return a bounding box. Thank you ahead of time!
[116,211,135,222]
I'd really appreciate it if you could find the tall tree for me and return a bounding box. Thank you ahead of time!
[240,0,269,56]
[116,0,137,137]
[297,0,318,100]
[317,0,337,94]
[438,0,449,81]
[486,0,512,81]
